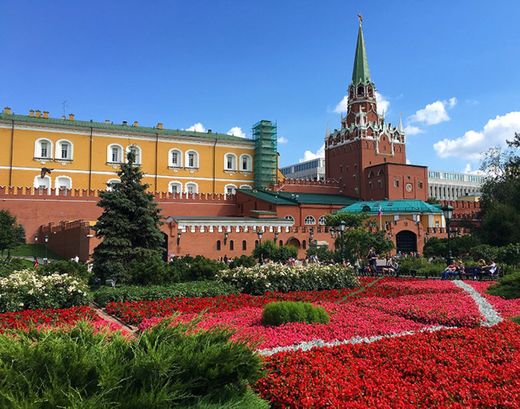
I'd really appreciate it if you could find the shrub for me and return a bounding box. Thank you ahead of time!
[252,241,298,263]
[218,263,359,295]
[0,258,30,277]
[487,271,520,299]
[397,257,445,277]
[39,259,92,283]
[262,301,330,326]
[169,255,227,282]
[229,255,257,269]
[0,269,91,312]
[470,244,499,263]
[127,253,169,285]
[0,319,263,408]
[306,246,339,264]
[93,281,239,307]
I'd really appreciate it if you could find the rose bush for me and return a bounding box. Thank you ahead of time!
[218,263,359,294]
[0,269,91,312]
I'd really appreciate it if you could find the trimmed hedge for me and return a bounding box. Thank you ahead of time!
[93,280,238,307]
[262,301,330,326]
[0,319,263,408]
[487,271,520,299]
[219,263,359,295]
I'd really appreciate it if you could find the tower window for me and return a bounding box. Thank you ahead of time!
[357,85,364,96]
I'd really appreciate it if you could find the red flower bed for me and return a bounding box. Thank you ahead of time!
[468,281,520,318]
[256,322,520,408]
[0,306,98,332]
[107,278,459,326]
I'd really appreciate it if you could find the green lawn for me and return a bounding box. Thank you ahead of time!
[7,244,63,260]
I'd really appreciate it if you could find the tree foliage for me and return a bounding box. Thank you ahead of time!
[478,133,520,246]
[93,152,164,282]
[252,240,298,263]
[0,210,25,256]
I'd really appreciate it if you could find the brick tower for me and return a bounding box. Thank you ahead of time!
[325,18,427,201]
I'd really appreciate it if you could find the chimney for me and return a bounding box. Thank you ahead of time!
[35,110,41,118]
[122,121,128,126]
[3,107,12,115]
[132,121,139,127]
[43,111,49,119]
[29,109,35,117]
[69,113,75,121]
[156,122,163,129]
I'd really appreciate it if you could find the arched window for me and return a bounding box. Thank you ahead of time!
[304,215,316,225]
[35,139,53,159]
[56,140,73,160]
[55,176,72,190]
[225,184,237,195]
[185,182,198,194]
[107,144,123,163]
[106,179,120,191]
[229,240,234,251]
[224,153,237,170]
[216,240,221,251]
[239,185,253,190]
[242,240,247,251]
[168,149,182,167]
[240,154,252,171]
[284,215,295,222]
[186,150,199,168]
[318,216,327,225]
[168,181,182,194]
[357,85,364,96]
[34,175,51,192]
[126,145,141,164]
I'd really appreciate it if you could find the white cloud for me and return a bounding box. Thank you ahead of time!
[333,92,389,116]
[185,122,207,133]
[404,125,423,135]
[227,126,246,138]
[277,136,289,144]
[409,97,457,126]
[463,163,485,175]
[300,144,325,162]
[406,159,412,165]
[433,111,520,160]
[334,95,349,114]
[375,92,389,116]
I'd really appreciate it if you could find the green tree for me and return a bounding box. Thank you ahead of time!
[0,210,25,257]
[478,133,520,246]
[252,240,298,263]
[93,152,164,282]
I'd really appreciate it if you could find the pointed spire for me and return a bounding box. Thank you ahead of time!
[352,15,371,85]
[398,113,404,132]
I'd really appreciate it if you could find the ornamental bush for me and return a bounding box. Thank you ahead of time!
[0,319,264,408]
[93,280,239,307]
[487,271,520,299]
[262,301,330,326]
[38,259,92,283]
[218,263,359,295]
[0,269,91,312]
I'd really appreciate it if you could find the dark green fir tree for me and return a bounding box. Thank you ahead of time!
[93,151,164,283]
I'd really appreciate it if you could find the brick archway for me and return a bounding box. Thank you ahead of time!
[396,230,417,253]
[286,237,301,248]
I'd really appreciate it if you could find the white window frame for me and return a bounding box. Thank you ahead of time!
[168,181,183,194]
[107,144,124,163]
[239,184,252,190]
[106,179,120,191]
[55,139,73,161]
[55,175,72,190]
[185,182,198,194]
[33,175,51,192]
[224,184,237,195]
[284,215,295,222]
[168,148,183,168]
[318,215,327,225]
[304,215,316,225]
[34,138,53,159]
[239,154,252,171]
[185,150,199,169]
[126,145,142,164]
[224,153,237,171]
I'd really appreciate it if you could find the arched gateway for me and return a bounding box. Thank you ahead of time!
[396,230,417,253]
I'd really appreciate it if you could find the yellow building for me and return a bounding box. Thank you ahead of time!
[0,107,277,194]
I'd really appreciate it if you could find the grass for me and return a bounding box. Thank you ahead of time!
[7,244,63,260]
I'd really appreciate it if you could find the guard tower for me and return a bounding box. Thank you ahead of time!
[253,120,278,189]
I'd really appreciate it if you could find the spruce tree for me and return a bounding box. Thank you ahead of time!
[93,152,164,282]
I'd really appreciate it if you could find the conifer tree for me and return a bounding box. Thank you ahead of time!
[93,152,164,282]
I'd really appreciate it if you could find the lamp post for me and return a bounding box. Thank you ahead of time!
[176,231,182,246]
[224,231,229,245]
[441,205,454,265]
[257,230,264,264]
[309,227,314,246]
[44,235,49,264]
[274,231,279,244]
[338,221,346,261]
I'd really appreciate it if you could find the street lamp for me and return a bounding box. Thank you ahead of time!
[441,204,454,264]
[309,227,314,246]
[44,235,49,264]
[338,221,346,260]
[176,231,182,246]
[274,231,279,243]
[257,230,264,264]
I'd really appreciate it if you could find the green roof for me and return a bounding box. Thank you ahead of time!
[0,112,252,143]
[352,22,371,85]
[238,189,358,206]
[340,200,443,215]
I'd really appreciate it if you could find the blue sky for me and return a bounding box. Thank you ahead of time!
[2,0,520,172]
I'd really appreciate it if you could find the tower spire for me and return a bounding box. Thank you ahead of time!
[352,15,371,85]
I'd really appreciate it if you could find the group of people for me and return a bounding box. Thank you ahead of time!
[441,259,498,280]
